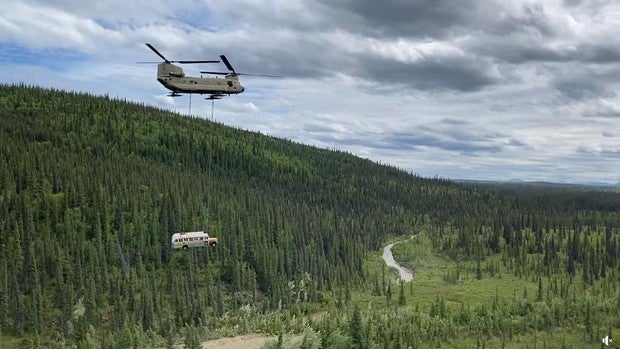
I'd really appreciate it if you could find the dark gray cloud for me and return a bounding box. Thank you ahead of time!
[386,132,503,154]
[577,44,620,64]
[602,150,620,158]
[303,118,513,156]
[323,0,479,38]
[553,76,615,100]
[471,40,620,65]
[507,139,529,147]
[354,54,497,92]
[192,0,620,97]
[302,123,341,134]
[312,131,505,155]
[550,65,619,101]
[318,0,565,41]
[472,41,569,64]
[517,2,557,37]
[602,131,615,137]
[563,0,584,6]
[440,118,469,126]
[576,146,620,158]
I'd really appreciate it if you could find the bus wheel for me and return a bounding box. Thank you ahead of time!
[210,242,217,247]
[182,245,188,250]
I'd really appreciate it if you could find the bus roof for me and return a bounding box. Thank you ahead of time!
[172,231,207,236]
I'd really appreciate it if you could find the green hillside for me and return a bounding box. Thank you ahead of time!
[0,84,618,348]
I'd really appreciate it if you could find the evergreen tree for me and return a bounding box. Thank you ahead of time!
[348,304,365,349]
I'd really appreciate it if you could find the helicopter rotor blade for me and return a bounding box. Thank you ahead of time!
[200,71,230,75]
[145,43,169,63]
[204,55,282,78]
[220,55,235,73]
[237,73,282,78]
[145,43,219,64]
[201,69,281,78]
[201,71,282,78]
[173,60,220,64]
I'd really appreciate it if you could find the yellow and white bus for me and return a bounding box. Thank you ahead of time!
[171,231,218,250]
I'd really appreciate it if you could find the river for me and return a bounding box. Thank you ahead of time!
[382,243,413,282]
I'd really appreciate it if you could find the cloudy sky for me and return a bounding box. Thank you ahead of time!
[1,0,619,184]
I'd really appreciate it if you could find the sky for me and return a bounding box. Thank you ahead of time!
[1,0,619,184]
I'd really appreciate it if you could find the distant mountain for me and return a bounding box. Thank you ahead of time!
[457,179,620,192]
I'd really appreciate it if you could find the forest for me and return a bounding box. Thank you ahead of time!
[0,84,618,348]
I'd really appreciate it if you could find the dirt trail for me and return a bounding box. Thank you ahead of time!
[200,334,274,349]
[200,333,304,349]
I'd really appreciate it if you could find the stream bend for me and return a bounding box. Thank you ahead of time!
[382,243,413,282]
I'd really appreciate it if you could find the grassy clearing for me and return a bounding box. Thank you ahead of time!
[359,234,620,347]
[378,235,539,310]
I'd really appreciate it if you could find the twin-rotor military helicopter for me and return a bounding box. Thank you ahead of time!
[142,43,281,100]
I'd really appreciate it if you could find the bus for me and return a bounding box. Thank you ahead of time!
[171,231,218,250]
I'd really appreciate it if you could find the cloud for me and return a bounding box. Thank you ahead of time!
[440,118,469,126]
[323,0,480,38]
[299,116,514,157]
[354,52,498,92]
[0,2,122,51]
[576,146,620,158]
[25,0,206,25]
[506,139,529,147]
[154,94,175,107]
[385,132,504,154]
[582,99,620,118]
[553,75,615,100]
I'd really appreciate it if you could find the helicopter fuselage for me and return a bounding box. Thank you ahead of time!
[157,63,244,95]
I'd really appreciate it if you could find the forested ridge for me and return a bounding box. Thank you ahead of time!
[0,84,618,348]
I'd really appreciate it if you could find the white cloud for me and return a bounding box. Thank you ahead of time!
[0,2,122,51]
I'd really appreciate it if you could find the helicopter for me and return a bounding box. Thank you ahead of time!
[143,43,281,100]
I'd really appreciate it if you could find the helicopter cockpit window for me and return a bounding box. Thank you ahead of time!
[227,81,233,87]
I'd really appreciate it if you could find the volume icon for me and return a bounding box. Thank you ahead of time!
[602,335,612,346]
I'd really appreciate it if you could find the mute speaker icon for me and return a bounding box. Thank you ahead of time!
[602,335,612,346]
